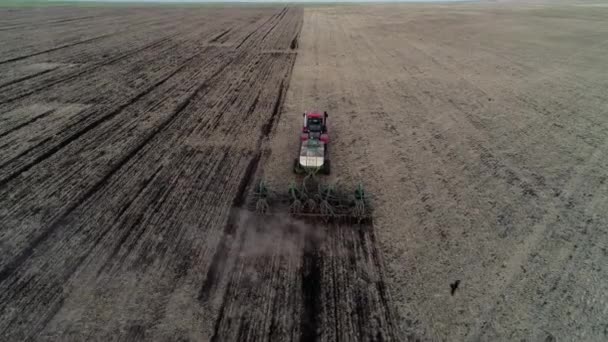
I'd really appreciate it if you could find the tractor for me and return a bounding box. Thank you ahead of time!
[294,111,330,175]
[249,109,372,223]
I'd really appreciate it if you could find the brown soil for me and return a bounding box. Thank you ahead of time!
[2,2,608,341]
[264,2,608,341]
[0,6,306,341]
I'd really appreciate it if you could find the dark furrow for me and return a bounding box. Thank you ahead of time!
[198,152,261,301]
[25,295,65,341]
[299,237,321,342]
[237,319,251,341]
[208,215,254,342]
[96,165,164,276]
[260,8,286,43]
[208,52,276,131]
[0,137,52,169]
[232,153,262,209]
[267,285,280,341]
[210,295,230,342]
[355,291,368,340]
[367,224,398,340]
[224,89,261,136]
[12,163,164,338]
[0,52,196,188]
[0,30,122,65]
[0,24,28,32]
[114,166,164,223]
[261,79,285,138]
[369,231,392,305]
[0,274,62,337]
[112,171,173,270]
[234,12,278,50]
[210,28,232,43]
[235,29,260,50]
[0,109,55,139]
[0,68,57,90]
[117,148,230,276]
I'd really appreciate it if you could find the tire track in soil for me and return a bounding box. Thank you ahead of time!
[0,12,172,62]
[0,14,180,67]
[0,68,58,90]
[0,33,179,104]
[210,28,232,43]
[0,109,55,139]
[0,31,124,66]
[198,152,261,301]
[0,10,261,107]
[0,51,193,189]
[300,236,322,342]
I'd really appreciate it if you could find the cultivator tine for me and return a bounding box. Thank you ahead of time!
[305,197,317,212]
[249,178,372,223]
[318,183,337,221]
[351,183,371,223]
[256,198,269,214]
[254,180,270,214]
[288,182,303,214]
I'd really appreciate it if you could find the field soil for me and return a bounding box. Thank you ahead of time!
[0,5,309,341]
[264,2,608,341]
[1,1,608,341]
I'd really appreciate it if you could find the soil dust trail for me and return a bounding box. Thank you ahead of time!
[206,213,401,341]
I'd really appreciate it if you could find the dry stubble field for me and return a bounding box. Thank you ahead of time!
[1,1,608,341]
[265,2,608,341]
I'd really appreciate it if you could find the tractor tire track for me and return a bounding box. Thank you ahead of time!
[0,109,55,139]
[0,33,179,104]
[0,52,192,189]
[0,68,57,90]
[0,31,123,66]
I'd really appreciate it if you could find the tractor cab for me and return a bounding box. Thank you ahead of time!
[302,111,329,143]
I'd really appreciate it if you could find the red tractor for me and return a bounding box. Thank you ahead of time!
[301,111,329,142]
[294,111,330,174]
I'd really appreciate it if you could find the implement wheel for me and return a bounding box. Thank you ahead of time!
[321,159,330,175]
[293,158,305,174]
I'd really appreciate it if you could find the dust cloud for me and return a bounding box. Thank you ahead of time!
[234,210,325,260]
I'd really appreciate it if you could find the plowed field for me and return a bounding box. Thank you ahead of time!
[2,2,608,341]
[0,6,322,341]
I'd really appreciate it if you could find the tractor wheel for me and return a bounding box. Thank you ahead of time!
[321,159,331,175]
[293,158,304,174]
